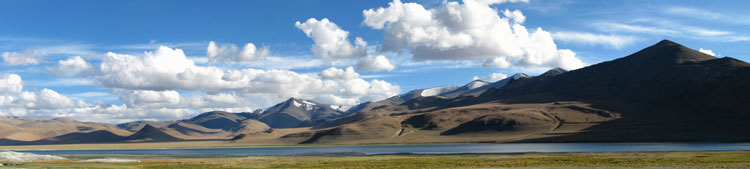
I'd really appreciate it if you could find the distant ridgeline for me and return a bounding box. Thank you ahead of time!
[1,40,749,145]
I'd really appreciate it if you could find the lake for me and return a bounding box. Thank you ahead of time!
[9,143,750,155]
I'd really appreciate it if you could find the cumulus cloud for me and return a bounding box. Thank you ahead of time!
[0,73,200,123]
[119,90,180,108]
[362,0,585,70]
[48,56,95,76]
[503,9,526,24]
[73,105,198,124]
[1,50,41,66]
[295,18,367,59]
[320,66,361,80]
[0,74,23,95]
[551,32,637,49]
[356,55,395,72]
[118,90,256,113]
[96,46,400,106]
[483,57,511,68]
[473,72,508,82]
[0,46,402,123]
[18,89,77,110]
[207,41,269,62]
[699,48,716,56]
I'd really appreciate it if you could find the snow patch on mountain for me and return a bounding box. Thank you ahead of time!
[301,100,316,106]
[330,105,352,112]
[420,86,459,97]
[511,73,529,80]
[465,80,489,90]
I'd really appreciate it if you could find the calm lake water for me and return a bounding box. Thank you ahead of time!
[10,143,750,155]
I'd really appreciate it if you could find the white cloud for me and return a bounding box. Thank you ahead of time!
[728,36,750,42]
[593,21,734,41]
[295,18,367,59]
[356,55,395,72]
[96,46,401,106]
[1,50,40,66]
[474,0,529,4]
[34,44,95,56]
[119,90,180,108]
[320,66,360,80]
[363,0,585,70]
[503,9,526,24]
[217,56,327,70]
[594,22,678,35]
[664,7,750,25]
[682,27,731,36]
[48,56,94,76]
[551,32,637,49]
[206,41,269,62]
[483,57,512,68]
[73,105,198,124]
[37,78,96,87]
[699,48,716,56]
[0,73,199,123]
[0,74,23,95]
[18,89,76,110]
[473,72,508,82]
[71,91,110,98]
[116,90,253,112]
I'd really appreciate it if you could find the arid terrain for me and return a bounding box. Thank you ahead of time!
[1,40,749,147]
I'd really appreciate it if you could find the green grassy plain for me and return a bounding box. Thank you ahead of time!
[3,151,750,169]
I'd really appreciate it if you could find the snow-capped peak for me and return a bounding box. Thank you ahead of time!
[511,73,528,80]
[290,99,316,111]
[420,85,459,97]
[465,80,489,90]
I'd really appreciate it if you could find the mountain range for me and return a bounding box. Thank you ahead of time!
[1,40,749,145]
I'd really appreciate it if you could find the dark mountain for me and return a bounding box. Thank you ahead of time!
[126,124,182,142]
[183,111,251,131]
[287,40,750,144]
[541,67,567,75]
[166,122,227,137]
[474,40,750,141]
[258,98,345,128]
[35,130,128,144]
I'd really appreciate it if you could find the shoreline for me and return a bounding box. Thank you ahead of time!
[3,140,750,150]
[4,151,750,168]
[3,142,750,156]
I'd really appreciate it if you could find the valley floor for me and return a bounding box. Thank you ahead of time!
[0,141,272,150]
[3,151,750,168]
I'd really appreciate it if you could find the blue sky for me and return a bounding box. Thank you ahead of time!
[1,0,748,123]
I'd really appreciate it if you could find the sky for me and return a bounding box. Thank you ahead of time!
[1,0,748,123]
